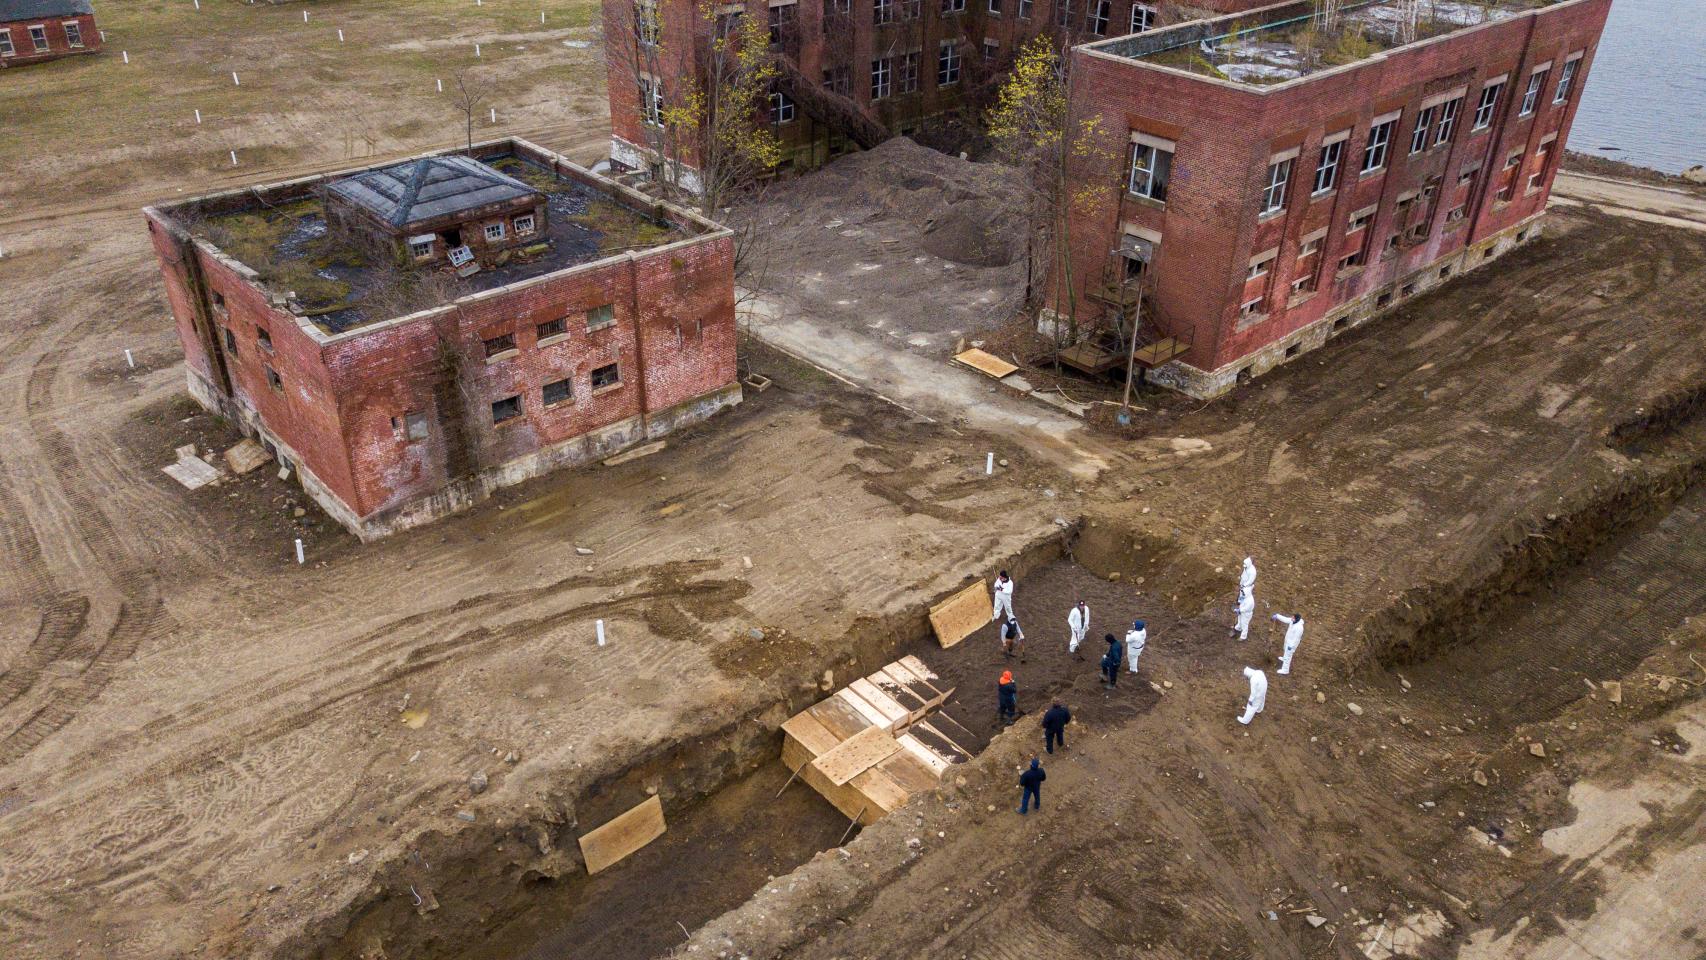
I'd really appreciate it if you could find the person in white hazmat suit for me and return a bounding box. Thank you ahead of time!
[1125,620,1147,673]
[1229,588,1255,640]
[1238,667,1268,725]
[1272,613,1305,675]
[992,570,1015,624]
[1240,557,1257,593]
[1067,601,1089,660]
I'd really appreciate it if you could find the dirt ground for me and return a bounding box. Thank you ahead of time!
[4,6,1706,960]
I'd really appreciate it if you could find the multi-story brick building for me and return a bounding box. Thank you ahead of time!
[146,138,742,540]
[0,0,100,68]
[1059,0,1612,396]
[603,0,1268,181]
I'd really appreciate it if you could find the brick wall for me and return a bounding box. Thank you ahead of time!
[1059,0,1611,381]
[0,13,99,67]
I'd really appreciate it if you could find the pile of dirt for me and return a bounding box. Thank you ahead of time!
[776,138,1028,268]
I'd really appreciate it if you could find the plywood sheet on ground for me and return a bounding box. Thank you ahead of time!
[953,348,1019,380]
[930,580,990,649]
[163,455,221,490]
[578,795,666,875]
[812,726,902,786]
[848,678,911,729]
[224,438,273,474]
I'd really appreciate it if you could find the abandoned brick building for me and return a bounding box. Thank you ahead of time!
[1057,0,1611,395]
[0,0,100,68]
[146,138,741,540]
[602,0,1269,183]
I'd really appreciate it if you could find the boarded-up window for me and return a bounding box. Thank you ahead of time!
[405,411,429,440]
[586,304,616,332]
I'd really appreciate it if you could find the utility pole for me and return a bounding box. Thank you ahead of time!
[1118,282,1144,424]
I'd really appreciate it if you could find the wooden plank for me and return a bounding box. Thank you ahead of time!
[910,720,973,765]
[835,687,892,731]
[897,732,954,777]
[849,766,910,818]
[812,726,902,786]
[848,678,910,730]
[879,663,948,712]
[224,437,273,475]
[952,347,1019,380]
[868,669,933,722]
[781,712,842,774]
[897,655,942,684]
[1133,337,1190,367]
[577,796,666,875]
[807,695,873,741]
[928,581,990,649]
[878,750,943,794]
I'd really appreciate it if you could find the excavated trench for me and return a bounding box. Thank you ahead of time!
[294,529,1073,960]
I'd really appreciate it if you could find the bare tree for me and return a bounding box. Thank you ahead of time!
[450,70,488,151]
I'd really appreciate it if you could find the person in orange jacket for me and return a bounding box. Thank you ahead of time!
[996,669,1018,725]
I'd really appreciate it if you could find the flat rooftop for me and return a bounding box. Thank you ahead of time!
[170,146,692,334]
[1094,0,1549,86]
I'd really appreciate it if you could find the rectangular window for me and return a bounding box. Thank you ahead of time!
[1445,204,1466,223]
[942,0,965,12]
[491,395,522,424]
[1338,248,1366,270]
[1347,209,1374,233]
[1520,70,1546,116]
[769,89,795,124]
[1313,137,1344,194]
[586,304,616,331]
[874,0,895,23]
[638,77,663,126]
[938,41,960,86]
[1434,97,1462,145]
[1086,0,1110,34]
[1527,171,1544,193]
[1057,0,1071,27]
[543,378,573,406]
[408,237,433,258]
[1246,254,1274,280]
[537,317,567,341]
[633,1,661,45]
[1261,156,1292,214]
[1127,136,1173,202]
[257,327,273,351]
[1473,80,1503,130]
[1410,106,1435,154]
[1504,149,1523,169]
[1495,184,1513,202]
[513,214,536,235]
[1362,117,1395,173]
[0,30,13,56]
[988,0,1001,11]
[266,366,283,391]
[1291,274,1315,294]
[223,327,238,353]
[591,363,622,390]
[900,52,920,93]
[983,38,998,60]
[1130,3,1154,31]
[63,21,81,47]
[1018,0,1032,17]
[871,57,892,99]
[483,333,517,358]
[1299,237,1322,258]
[823,65,850,95]
[1554,57,1579,103]
[484,222,506,242]
[768,2,795,44]
[1239,297,1265,319]
[405,411,429,441]
[29,25,48,52]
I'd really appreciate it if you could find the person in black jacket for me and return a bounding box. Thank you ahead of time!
[1041,701,1071,754]
[996,669,1018,725]
[1100,633,1123,687]
[1018,757,1046,815]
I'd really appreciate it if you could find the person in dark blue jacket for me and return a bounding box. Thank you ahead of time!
[996,670,1018,725]
[1100,633,1123,687]
[1041,701,1071,754]
[1018,757,1046,815]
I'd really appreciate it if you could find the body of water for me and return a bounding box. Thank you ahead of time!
[1567,0,1706,174]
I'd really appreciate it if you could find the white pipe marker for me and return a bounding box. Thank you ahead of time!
[986,452,994,475]
[294,539,305,564]
[121,50,129,63]
[230,150,239,166]
[489,107,496,123]
[232,71,240,86]
[124,349,134,369]
[338,29,344,42]
[475,43,481,57]
[436,78,443,93]
[596,619,606,647]
[194,108,202,124]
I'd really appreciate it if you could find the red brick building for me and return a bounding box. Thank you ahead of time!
[0,0,100,68]
[1057,0,1612,395]
[146,139,742,540]
[603,0,1269,184]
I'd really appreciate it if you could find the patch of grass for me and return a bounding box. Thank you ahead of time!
[1323,26,1383,66]
[571,201,679,255]
[489,156,565,193]
[201,199,358,310]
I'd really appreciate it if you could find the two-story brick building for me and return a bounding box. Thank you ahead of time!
[0,0,100,68]
[603,0,1269,182]
[1054,0,1612,395]
[146,139,742,540]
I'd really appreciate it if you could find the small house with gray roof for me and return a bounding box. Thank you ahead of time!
[0,0,101,67]
[324,155,548,269]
